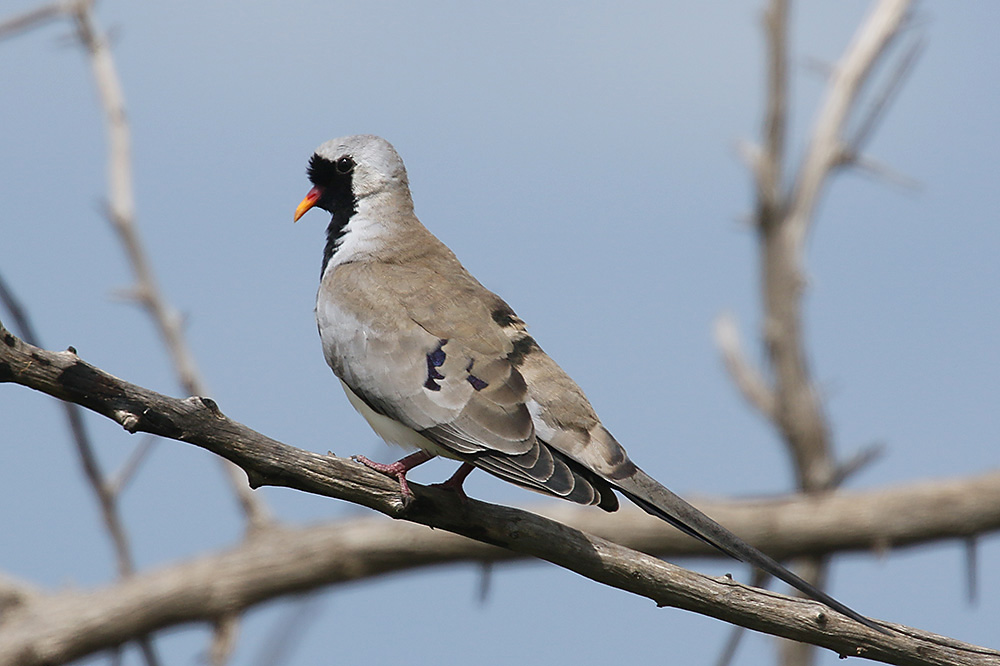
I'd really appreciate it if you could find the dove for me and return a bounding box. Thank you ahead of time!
[294,134,882,632]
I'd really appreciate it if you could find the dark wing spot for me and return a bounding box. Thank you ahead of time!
[491,302,520,328]
[424,339,448,391]
[428,341,447,368]
[464,358,489,390]
[467,375,489,391]
[508,335,540,367]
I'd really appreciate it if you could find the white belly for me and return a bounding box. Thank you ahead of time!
[339,380,462,460]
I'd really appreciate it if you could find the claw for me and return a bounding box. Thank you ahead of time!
[353,450,434,502]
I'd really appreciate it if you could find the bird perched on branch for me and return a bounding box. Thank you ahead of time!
[293,134,881,632]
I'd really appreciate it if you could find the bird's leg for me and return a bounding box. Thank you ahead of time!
[352,450,434,501]
[430,462,475,501]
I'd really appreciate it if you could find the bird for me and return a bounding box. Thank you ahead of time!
[293,134,883,633]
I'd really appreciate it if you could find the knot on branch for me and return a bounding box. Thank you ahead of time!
[114,409,141,432]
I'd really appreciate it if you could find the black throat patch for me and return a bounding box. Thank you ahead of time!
[308,154,358,278]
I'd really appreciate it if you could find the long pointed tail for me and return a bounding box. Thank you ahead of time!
[614,467,887,634]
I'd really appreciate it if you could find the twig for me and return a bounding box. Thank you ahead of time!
[845,34,925,160]
[249,595,322,666]
[106,434,158,497]
[713,312,776,419]
[0,271,135,575]
[209,614,239,666]
[964,537,978,605]
[65,0,270,531]
[0,0,68,40]
[852,153,923,192]
[477,562,494,604]
[785,0,914,255]
[832,442,886,487]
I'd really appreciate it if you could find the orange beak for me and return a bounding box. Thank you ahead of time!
[293,186,323,222]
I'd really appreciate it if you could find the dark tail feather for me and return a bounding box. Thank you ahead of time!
[615,468,888,634]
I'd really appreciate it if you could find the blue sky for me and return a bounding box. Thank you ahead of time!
[1,1,998,664]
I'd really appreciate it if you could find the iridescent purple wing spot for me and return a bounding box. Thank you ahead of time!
[464,358,489,391]
[467,375,488,391]
[424,339,448,391]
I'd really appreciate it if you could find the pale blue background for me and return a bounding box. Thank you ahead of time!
[1,1,997,664]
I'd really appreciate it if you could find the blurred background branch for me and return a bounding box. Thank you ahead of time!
[719,1,918,664]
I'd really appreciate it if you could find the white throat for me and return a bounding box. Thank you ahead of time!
[323,194,396,273]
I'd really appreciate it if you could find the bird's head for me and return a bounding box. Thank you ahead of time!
[294,134,410,222]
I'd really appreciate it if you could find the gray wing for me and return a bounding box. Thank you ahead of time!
[321,261,618,509]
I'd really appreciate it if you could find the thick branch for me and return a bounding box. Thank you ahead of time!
[753,0,914,491]
[2,500,999,666]
[757,0,788,223]
[2,323,1000,665]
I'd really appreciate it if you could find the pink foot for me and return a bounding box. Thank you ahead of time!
[353,450,434,502]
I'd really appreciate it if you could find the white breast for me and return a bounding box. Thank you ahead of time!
[323,197,396,271]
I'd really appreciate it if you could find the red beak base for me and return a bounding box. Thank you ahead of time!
[293,186,323,222]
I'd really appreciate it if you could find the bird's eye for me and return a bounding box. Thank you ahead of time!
[336,156,355,174]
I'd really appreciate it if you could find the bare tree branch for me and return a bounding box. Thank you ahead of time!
[786,0,914,256]
[738,2,916,664]
[249,594,323,666]
[832,442,887,487]
[0,268,161,666]
[844,34,924,162]
[106,434,157,497]
[757,0,788,223]
[2,321,1000,665]
[963,537,978,605]
[0,0,68,40]
[714,312,776,420]
[62,0,271,531]
[208,614,239,666]
[0,272,134,573]
[22,468,1000,622]
[1,3,262,655]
